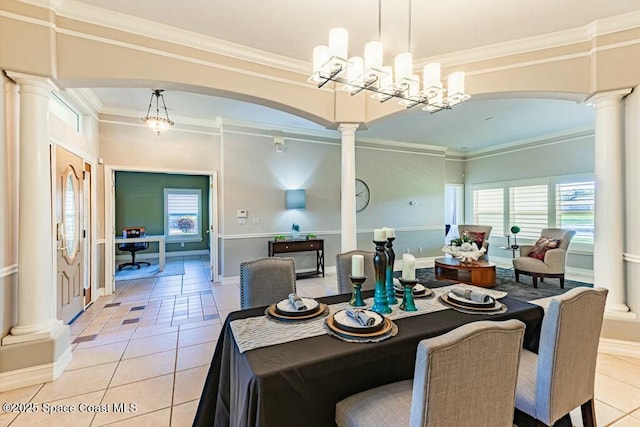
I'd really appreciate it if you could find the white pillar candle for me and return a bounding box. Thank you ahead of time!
[351,254,364,277]
[402,254,416,280]
[384,227,396,238]
[374,228,386,241]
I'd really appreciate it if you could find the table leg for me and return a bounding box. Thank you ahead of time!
[158,238,165,271]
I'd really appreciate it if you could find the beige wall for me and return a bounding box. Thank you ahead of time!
[3,0,640,128]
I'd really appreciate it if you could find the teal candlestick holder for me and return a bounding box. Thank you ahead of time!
[399,278,418,312]
[349,275,366,307]
[385,237,398,305]
[371,240,391,314]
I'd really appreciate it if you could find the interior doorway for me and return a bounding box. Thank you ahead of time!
[104,166,219,294]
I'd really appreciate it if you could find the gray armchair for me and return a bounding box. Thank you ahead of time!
[458,224,492,259]
[513,228,576,288]
[240,257,296,309]
[336,250,376,294]
[515,287,608,426]
[336,319,525,426]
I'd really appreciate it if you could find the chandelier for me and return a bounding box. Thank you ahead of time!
[309,1,470,112]
[142,89,174,135]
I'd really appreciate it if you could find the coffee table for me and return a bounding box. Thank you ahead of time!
[434,257,497,288]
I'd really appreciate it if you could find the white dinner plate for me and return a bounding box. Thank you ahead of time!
[275,297,319,314]
[333,309,384,333]
[447,291,495,308]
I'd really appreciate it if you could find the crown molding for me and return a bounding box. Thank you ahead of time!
[99,106,222,130]
[355,137,447,155]
[60,88,101,119]
[39,0,310,75]
[15,0,640,75]
[415,9,640,69]
[464,127,595,160]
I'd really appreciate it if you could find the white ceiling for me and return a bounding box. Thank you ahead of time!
[77,0,636,150]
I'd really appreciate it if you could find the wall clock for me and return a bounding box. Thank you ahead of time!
[355,179,370,212]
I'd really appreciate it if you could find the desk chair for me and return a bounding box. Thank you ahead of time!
[118,227,151,270]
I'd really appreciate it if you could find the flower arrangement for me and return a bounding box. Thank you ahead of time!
[449,234,476,248]
[443,233,486,262]
[176,217,195,232]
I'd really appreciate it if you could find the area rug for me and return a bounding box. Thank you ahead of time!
[400,267,592,302]
[114,259,185,281]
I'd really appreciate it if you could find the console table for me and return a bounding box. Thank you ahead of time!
[268,239,324,278]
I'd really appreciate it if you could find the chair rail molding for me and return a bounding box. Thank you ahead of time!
[0,264,18,279]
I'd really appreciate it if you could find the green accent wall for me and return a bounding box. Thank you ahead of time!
[115,171,209,254]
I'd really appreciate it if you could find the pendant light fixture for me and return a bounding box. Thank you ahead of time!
[141,89,175,135]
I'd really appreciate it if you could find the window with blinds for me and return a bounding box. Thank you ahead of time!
[472,188,504,237]
[509,184,548,239]
[556,181,594,243]
[164,188,201,241]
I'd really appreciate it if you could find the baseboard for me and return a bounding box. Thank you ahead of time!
[0,346,72,393]
[599,338,640,359]
[115,249,209,261]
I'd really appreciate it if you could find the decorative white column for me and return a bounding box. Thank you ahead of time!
[587,89,632,316]
[3,73,63,344]
[339,124,359,252]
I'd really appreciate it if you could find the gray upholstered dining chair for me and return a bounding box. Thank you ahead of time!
[513,228,576,288]
[458,224,492,259]
[335,250,376,294]
[239,257,296,309]
[335,319,525,427]
[515,287,608,427]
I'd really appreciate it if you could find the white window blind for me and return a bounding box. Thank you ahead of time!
[556,181,594,243]
[509,184,548,239]
[164,189,201,241]
[472,188,504,237]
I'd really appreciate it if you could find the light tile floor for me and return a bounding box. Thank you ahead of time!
[0,255,638,426]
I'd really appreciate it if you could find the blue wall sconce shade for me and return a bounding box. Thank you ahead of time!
[286,189,306,209]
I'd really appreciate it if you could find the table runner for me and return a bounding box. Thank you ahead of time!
[230,284,507,353]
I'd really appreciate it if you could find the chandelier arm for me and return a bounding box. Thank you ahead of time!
[159,93,172,121]
[408,0,412,52]
[145,92,154,117]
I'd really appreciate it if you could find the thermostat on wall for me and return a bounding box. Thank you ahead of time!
[236,210,248,218]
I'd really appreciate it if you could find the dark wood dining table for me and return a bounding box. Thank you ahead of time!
[193,281,545,427]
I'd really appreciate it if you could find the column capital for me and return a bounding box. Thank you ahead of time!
[586,88,632,107]
[5,72,58,94]
[338,123,359,134]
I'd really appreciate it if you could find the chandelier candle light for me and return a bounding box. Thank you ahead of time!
[310,1,470,112]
